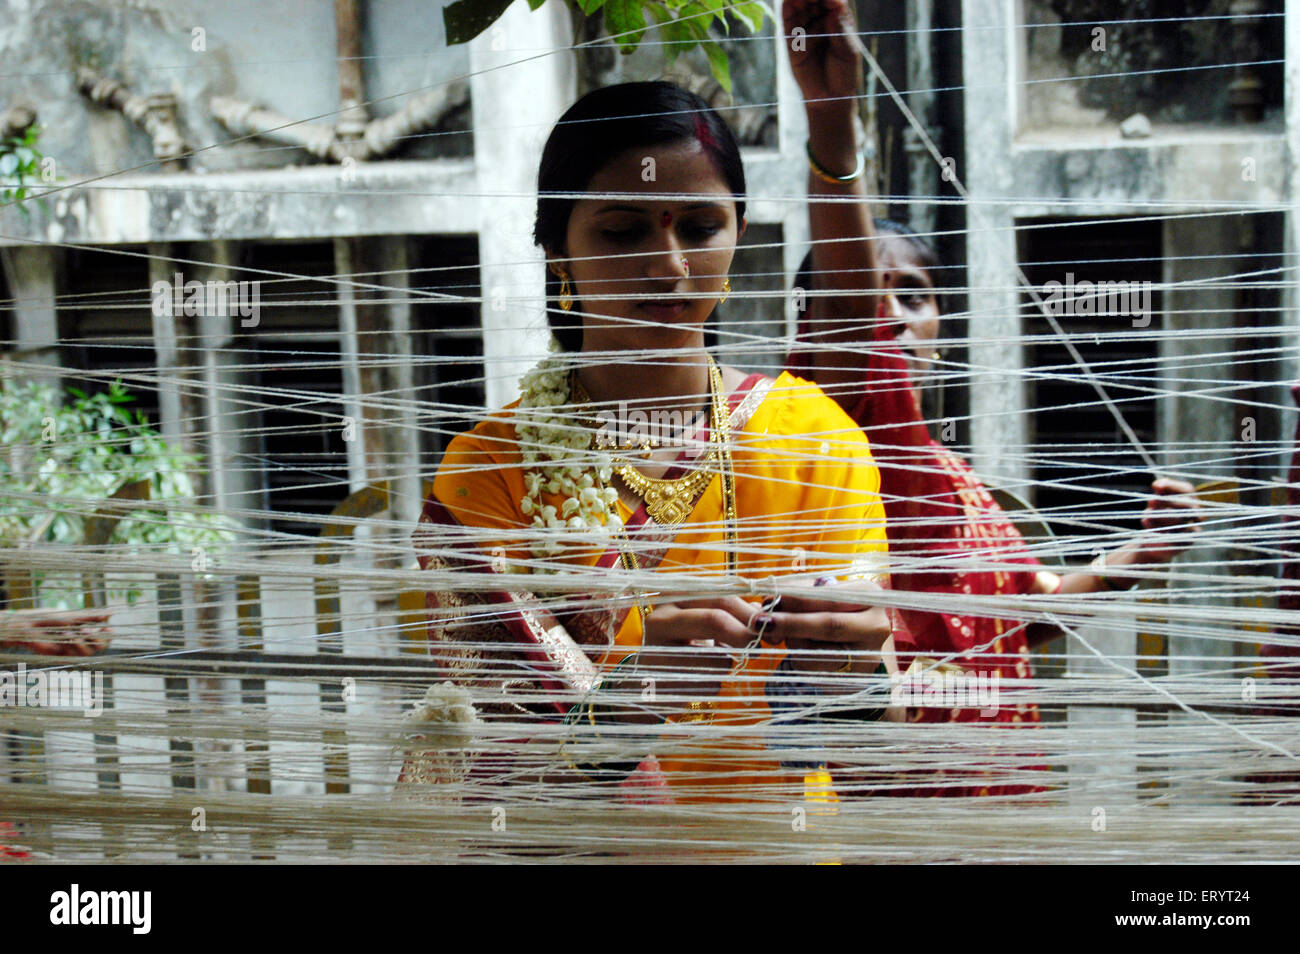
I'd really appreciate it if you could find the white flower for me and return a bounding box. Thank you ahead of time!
[515,346,621,573]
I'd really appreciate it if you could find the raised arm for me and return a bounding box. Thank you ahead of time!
[785,0,880,397]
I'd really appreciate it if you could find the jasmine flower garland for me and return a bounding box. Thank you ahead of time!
[514,338,622,573]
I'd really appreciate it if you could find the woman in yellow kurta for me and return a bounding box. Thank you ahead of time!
[407,80,897,802]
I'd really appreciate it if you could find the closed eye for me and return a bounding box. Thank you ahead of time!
[681,222,722,240]
[601,226,648,243]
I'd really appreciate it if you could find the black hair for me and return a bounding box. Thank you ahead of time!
[794,217,942,308]
[533,81,747,352]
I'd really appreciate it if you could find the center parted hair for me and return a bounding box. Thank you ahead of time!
[533,81,747,351]
[794,219,941,299]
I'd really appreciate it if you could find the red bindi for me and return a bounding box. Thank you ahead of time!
[660,210,673,228]
[693,114,716,152]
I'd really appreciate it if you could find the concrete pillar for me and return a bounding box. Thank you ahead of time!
[962,0,1029,489]
[1065,614,1139,808]
[334,237,375,494]
[1281,0,1300,473]
[377,239,424,530]
[1161,215,1243,673]
[147,244,188,452]
[469,0,575,410]
[905,0,938,240]
[331,235,422,522]
[775,17,810,335]
[187,241,254,794]
[191,241,265,526]
[0,245,62,387]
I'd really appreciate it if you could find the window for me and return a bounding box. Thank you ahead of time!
[408,235,484,467]
[239,241,347,536]
[1019,217,1163,541]
[58,244,160,425]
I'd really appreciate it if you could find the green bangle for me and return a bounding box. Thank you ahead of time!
[848,660,890,722]
[561,654,657,778]
[820,660,890,722]
[806,139,865,184]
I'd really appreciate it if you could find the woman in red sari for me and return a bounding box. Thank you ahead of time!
[783,0,1203,795]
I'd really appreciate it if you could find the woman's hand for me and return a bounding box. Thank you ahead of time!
[637,596,763,700]
[784,0,863,111]
[1134,477,1204,563]
[634,582,894,705]
[757,581,893,678]
[1046,477,1207,606]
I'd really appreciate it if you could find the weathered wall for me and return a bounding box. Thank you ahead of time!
[0,0,471,177]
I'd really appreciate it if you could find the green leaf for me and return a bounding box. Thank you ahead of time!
[732,1,766,35]
[703,38,731,93]
[654,4,705,66]
[527,0,546,8]
[605,0,647,52]
[699,0,729,33]
[443,0,516,45]
[678,1,713,33]
[578,0,607,13]
[661,26,687,66]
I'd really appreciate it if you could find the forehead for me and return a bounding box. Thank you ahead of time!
[876,235,930,276]
[582,139,733,200]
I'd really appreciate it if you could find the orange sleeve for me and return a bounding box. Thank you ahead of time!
[430,415,532,568]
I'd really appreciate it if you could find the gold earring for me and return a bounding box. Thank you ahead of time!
[720,277,730,303]
[551,265,573,312]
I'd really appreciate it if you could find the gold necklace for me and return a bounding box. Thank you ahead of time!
[614,451,717,525]
[617,357,738,625]
[613,358,723,527]
[710,357,739,577]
